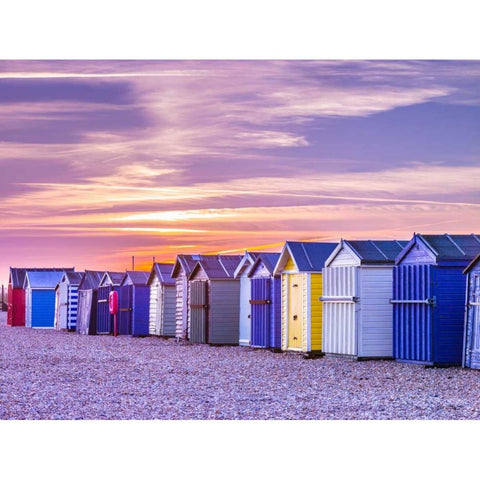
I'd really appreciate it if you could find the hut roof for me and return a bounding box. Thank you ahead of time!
[248,252,281,277]
[65,271,85,285]
[463,252,480,274]
[148,263,175,286]
[397,234,480,264]
[10,267,74,289]
[274,241,338,275]
[79,270,104,290]
[327,239,408,266]
[189,255,243,280]
[24,270,66,289]
[171,254,207,278]
[121,270,150,286]
[233,251,261,278]
[99,271,125,287]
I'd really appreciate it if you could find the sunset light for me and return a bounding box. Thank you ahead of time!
[1,60,479,286]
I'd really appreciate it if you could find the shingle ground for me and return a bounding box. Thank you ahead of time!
[1,311,480,420]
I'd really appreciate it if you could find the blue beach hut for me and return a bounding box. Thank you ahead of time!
[119,271,150,336]
[96,271,124,334]
[247,253,281,349]
[392,233,480,366]
[24,269,74,328]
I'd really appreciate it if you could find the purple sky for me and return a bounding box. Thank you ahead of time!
[1,60,480,286]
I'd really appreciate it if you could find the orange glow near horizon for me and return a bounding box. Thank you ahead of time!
[1,60,480,286]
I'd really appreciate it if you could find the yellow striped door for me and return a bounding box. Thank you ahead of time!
[288,274,303,349]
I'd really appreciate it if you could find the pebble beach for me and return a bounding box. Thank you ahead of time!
[2,311,480,420]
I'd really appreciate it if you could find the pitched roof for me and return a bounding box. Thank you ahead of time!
[233,251,261,278]
[99,271,125,286]
[274,241,338,274]
[24,270,66,289]
[9,268,27,289]
[65,271,85,285]
[121,270,150,286]
[464,253,480,274]
[79,270,104,290]
[171,254,208,278]
[342,239,407,264]
[188,255,243,280]
[10,267,74,289]
[148,263,175,286]
[397,233,480,264]
[248,252,281,277]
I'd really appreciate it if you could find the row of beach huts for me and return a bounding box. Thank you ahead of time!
[5,233,480,369]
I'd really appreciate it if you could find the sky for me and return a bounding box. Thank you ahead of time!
[1,59,480,286]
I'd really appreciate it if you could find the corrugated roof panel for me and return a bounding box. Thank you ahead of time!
[25,270,65,289]
[79,270,104,290]
[287,241,337,271]
[422,234,480,261]
[218,255,243,276]
[65,271,84,285]
[107,272,125,285]
[123,270,150,286]
[256,253,281,275]
[346,240,408,263]
[155,263,175,285]
[9,268,27,289]
[10,267,74,288]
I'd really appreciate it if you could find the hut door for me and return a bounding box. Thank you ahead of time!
[119,285,132,335]
[469,275,480,368]
[250,277,271,348]
[96,286,112,334]
[288,274,304,349]
[393,264,434,362]
[190,281,208,343]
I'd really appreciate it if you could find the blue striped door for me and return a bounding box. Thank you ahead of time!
[393,264,435,363]
[96,285,112,334]
[132,285,150,336]
[119,285,132,335]
[251,277,271,348]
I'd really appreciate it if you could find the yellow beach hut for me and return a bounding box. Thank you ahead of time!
[273,241,337,355]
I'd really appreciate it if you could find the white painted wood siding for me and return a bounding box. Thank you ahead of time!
[281,273,288,350]
[358,266,394,357]
[329,248,360,267]
[239,272,251,346]
[175,275,188,339]
[322,266,358,355]
[149,277,160,335]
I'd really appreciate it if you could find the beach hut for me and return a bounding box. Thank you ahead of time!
[24,269,73,328]
[96,271,124,334]
[147,263,176,337]
[321,239,407,359]
[171,254,208,340]
[273,241,337,355]
[118,271,150,336]
[187,255,243,344]
[463,253,480,369]
[7,268,27,326]
[393,233,480,366]
[76,270,104,335]
[54,271,84,331]
[247,253,281,349]
[234,251,261,346]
